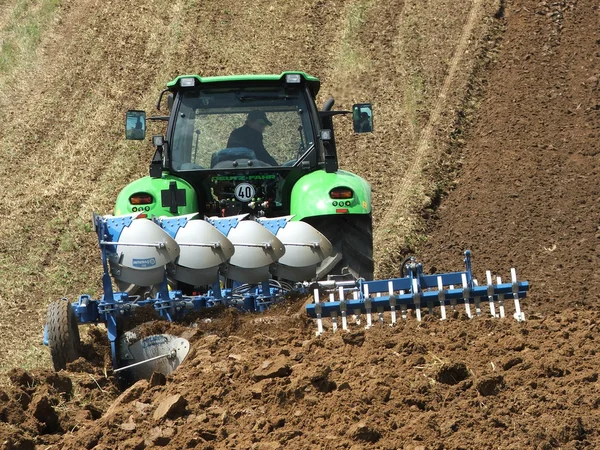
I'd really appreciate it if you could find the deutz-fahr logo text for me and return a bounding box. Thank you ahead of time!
[211,174,276,182]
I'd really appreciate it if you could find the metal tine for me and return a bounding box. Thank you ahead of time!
[486,271,497,318]
[399,290,407,319]
[376,292,384,323]
[388,281,397,325]
[496,276,506,318]
[412,278,422,321]
[461,273,473,318]
[352,290,361,325]
[437,276,447,320]
[364,284,373,329]
[313,288,323,335]
[329,292,338,332]
[449,285,457,312]
[473,278,482,316]
[338,286,348,330]
[511,268,525,322]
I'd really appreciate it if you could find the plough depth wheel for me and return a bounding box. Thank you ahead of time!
[46,299,81,370]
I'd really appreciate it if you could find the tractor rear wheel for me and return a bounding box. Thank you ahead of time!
[46,300,81,371]
[307,214,374,281]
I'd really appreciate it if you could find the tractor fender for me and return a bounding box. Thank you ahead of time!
[114,174,199,218]
[289,169,371,221]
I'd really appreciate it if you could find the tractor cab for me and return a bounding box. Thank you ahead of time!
[124,72,373,222]
[167,78,319,171]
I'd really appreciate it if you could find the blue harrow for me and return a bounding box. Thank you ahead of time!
[44,213,529,380]
[306,251,529,333]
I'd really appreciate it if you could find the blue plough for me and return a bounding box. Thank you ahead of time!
[43,213,529,379]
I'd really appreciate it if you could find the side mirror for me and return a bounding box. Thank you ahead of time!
[352,103,373,133]
[125,110,146,140]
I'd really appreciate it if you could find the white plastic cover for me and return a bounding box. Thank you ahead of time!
[226,264,272,284]
[274,263,318,282]
[109,264,167,286]
[116,219,180,270]
[174,219,235,269]
[109,219,179,286]
[275,221,333,267]
[227,220,285,269]
[172,265,220,286]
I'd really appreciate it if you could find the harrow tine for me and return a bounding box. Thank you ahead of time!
[376,292,385,324]
[388,281,397,325]
[473,279,482,316]
[461,274,473,319]
[314,288,324,335]
[363,284,373,329]
[400,291,407,319]
[437,276,447,320]
[449,285,457,312]
[338,287,348,330]
[511,268,525,322]
[412,278,422,322]
[352,290,361,325]
[486,271,497,318]
[496,276,506,318]
[329,292,338,332]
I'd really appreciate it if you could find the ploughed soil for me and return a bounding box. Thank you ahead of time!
[1,0,599,449]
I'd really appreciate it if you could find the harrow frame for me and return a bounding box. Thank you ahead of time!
[305,251,529,333]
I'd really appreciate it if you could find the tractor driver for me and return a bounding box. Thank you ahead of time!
[226,111,278,166]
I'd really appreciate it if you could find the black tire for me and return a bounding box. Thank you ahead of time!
[46,300,81,371]
[306,214,374,281]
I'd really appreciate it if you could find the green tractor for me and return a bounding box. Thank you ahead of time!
[44,72,531,379]
[119,71,373,293]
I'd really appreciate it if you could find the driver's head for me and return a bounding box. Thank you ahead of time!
[246,110,273,131]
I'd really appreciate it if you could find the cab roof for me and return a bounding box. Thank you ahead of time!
[166,71,321,97]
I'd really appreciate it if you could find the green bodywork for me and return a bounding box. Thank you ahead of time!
[289,169,371,221]
[167,72,321,95]
[114,169,370,221]
[114,174,198,218]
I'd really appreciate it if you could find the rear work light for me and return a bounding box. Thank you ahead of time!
[329,187,354,200]
[285,74,302,83]
[130,193,154,205]
[180,77,196,87]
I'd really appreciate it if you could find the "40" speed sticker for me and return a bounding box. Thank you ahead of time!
[234,182,256,202]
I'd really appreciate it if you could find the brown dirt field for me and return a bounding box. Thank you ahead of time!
[0,0,599,449]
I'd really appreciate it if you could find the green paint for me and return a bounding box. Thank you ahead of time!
[290,169,371,221]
